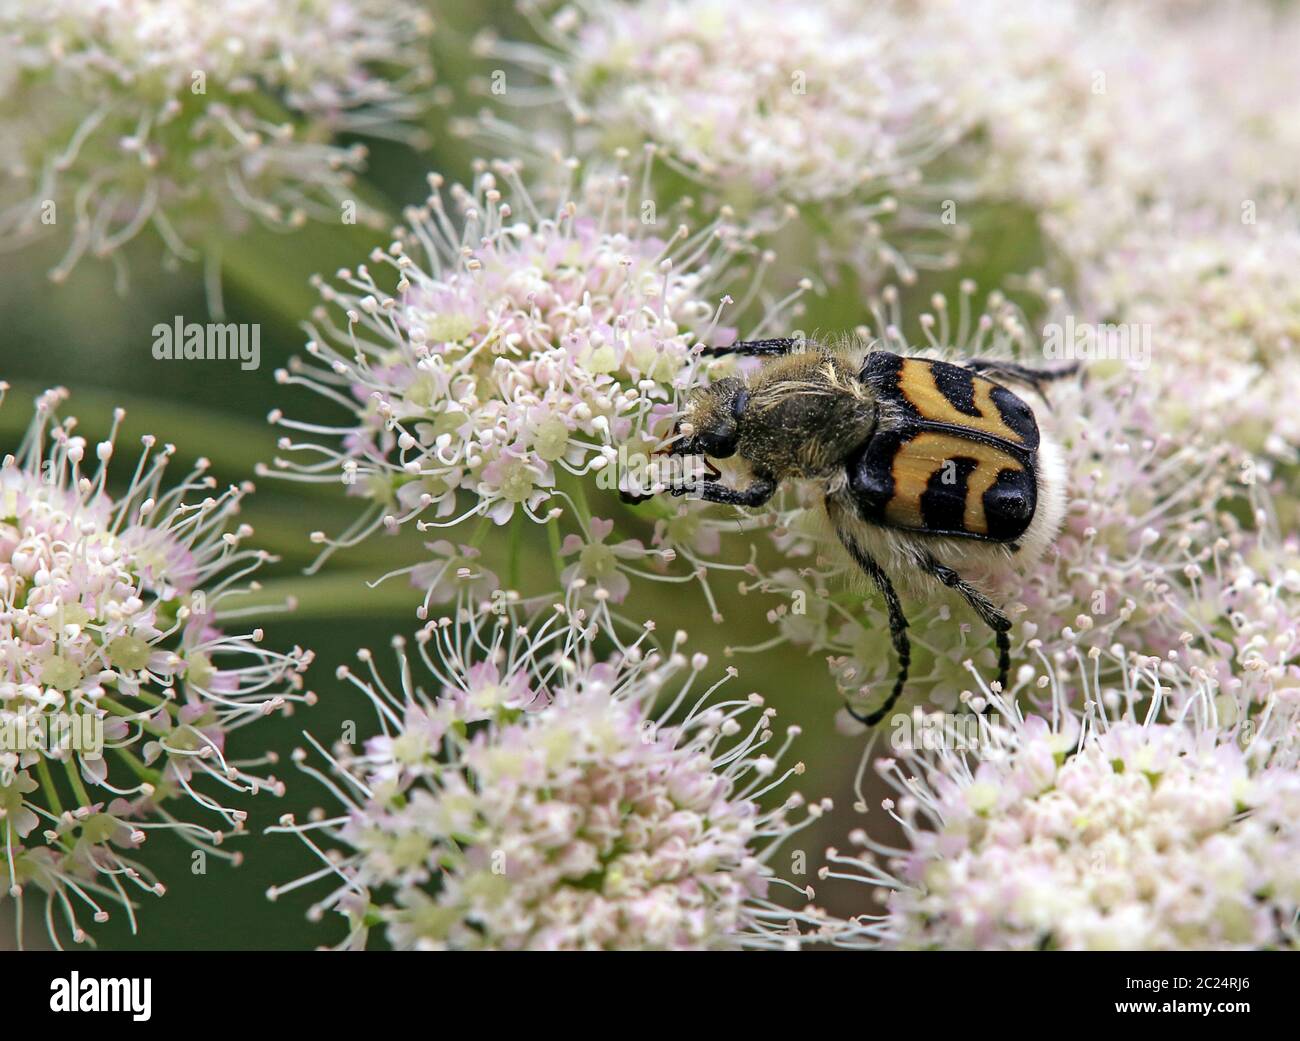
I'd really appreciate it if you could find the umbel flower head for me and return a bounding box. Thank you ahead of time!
[474,0,966,286]
[824,646,1300,950]
[1079,204,1300,474]
[0,385,313,946]
[1146,0,1300,209]
[0,0,435,281]
[269,156,804,568]
[915,0,1213,264]
[270,595,830,950]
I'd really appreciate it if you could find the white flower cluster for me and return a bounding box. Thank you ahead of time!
[271,598,828,949]
[1079,207,1300,473]
[906,0,1221,266]
[0,0,435,278]
[270,159,801,560]
[826,651,1300,950]
[0,385,312,946]
[476,0,966,285]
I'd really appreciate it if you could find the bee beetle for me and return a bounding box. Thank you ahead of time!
[633,336,1076,726]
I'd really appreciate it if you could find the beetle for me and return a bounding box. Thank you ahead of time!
[632,336,1076,725]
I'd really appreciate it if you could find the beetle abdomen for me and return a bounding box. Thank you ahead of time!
[848,428,1037,542]
[848,352,1042,543]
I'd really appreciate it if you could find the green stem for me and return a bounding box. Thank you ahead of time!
[36,757,64,818]
[98,694,171,737]
[232,570,423,620]
[546,515,566,588]
[115,747,163,788]
[467,514,493,549]
[564,473,593,528]
[34,758,79,856]
[507,517,523,591]
[62,761,93,812]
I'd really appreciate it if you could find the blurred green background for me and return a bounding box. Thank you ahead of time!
[0,2,1048,950]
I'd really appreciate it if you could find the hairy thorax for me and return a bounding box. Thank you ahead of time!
[738,354,877,479]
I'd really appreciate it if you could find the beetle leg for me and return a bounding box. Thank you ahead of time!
[962,357,1080,397]
[919,553,1012,699]
[669,474,776,507]
[697,337,803,357]
[829,511,911,727]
